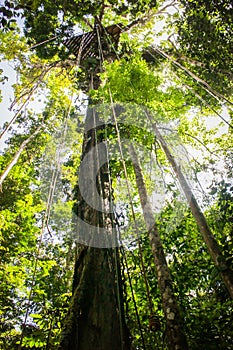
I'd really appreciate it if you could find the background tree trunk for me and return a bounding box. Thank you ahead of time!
[149,118,233,299]
[129,143,189,350]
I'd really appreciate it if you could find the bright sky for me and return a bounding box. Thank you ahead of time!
[0,62,15,121]
[0,62,15,151]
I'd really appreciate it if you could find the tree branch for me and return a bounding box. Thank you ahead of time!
[0,125,43,188]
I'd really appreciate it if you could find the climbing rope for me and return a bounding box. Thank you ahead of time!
[0,64,55,140]
[96,25,125,350]
[144,47,233,129]
[17,97,73,350]
[170,70,233,129]
[121,244,147,350]
[29,36,59,50]
[108,89,154,313]
[146,46,233,108]
[98,25,158,341]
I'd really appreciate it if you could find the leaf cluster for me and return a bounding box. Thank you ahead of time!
[175,0,233,95]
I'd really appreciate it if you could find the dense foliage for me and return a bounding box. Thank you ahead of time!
[176,0,233,94]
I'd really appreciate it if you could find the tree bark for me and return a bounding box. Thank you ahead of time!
[148,116,233,299]
[128,143,189,350]
[59,107,131,350]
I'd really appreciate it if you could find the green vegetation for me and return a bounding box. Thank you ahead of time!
[0,1,232,349]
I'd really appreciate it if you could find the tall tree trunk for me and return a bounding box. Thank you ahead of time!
[59,107,131,350]
[128,143,189,350]
[148,116,233,299]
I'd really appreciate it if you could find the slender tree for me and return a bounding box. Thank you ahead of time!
[147,114,233,299]
[128,142,188,350]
